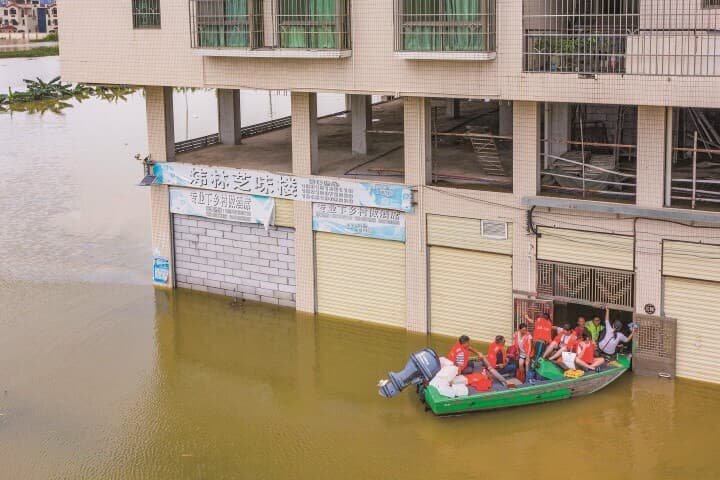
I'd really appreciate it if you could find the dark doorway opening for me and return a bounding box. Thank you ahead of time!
[553,302,633,329]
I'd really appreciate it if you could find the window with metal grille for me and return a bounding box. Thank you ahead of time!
[132,0,161,29]
[523,0,720,76]
[395,0,495,52]
[192,0,254,48]
[278,0,350,49]
[537,260,635,310]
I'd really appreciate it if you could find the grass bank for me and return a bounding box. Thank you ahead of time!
[0,46,59,59]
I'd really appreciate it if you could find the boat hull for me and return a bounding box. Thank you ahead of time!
[423,357,630,416]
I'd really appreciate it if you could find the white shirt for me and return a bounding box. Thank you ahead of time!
[599,318,629,354]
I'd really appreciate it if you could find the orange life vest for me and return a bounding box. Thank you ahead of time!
[576,340,595,364]
[534,318,553,343]
[487,342,506,369]
[553,332,578,351]
[513,331,533,359]
[448,342,471,372]
[465,372,492,391]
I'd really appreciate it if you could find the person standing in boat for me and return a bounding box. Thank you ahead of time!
[513,324,533,381]
[598,307,636,357]
[524,312,553,359]
[448,335,485,374]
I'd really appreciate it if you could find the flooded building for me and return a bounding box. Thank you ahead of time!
[61,0,720,385]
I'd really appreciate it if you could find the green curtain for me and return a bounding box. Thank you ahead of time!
[442,0,480,51]
[224,0,249,47]
[402,0,439,51]
[402,0,482,52]
[280,0,338,49]
[199,25,223,47]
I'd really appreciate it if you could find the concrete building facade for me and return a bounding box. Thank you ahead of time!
[60,0,720,384]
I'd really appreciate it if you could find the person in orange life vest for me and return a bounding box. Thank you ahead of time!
[525,312,553,359]
[448,335,485,375]
[543,324,578,361]
[575,331,605,372]
[487,335,517,378]
[513,324,533,380]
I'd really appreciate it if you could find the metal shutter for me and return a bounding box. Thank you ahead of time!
[274,199,295,227]
[538,227,634,271]
[429,246,512,343]
[663,241,720,283]
[664,276,720,384]
[427,215,513,255]
[315,232,405,328]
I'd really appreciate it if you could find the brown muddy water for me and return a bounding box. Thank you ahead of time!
[1,58,719,480]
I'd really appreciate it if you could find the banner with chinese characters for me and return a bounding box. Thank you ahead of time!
[169,187,275,228]
[153,162,413,212]
[312,203,406,242]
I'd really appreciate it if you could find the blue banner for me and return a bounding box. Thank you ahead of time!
[312,203,406,242]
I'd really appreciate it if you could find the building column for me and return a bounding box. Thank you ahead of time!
[545,102,571,163]
[403,97,432,333]
[636,106,667,209]
[350,94,372,155]
[512,101,541,297]
[499,101,513,137]
[217,89,242,145]
[291,92,319,313]
[634,106,667,316]
[446,98,461,119]
[146,86,176,288]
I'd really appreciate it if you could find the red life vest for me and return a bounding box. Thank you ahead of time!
[487,342,506,368]
[465,372,492,391]
[553,332,578,351]
[534,318,553,343]
[576,340,595,364]
[513,331,533,359]
[448,342,471,372]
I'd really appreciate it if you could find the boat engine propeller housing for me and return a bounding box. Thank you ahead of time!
[378,348,441,398]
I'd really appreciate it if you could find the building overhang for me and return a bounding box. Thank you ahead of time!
[192,48,352,59]
[523,196,720,225]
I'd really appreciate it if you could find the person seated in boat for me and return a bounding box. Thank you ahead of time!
[448,335,485,375]
[487,335,516,378]
[543,324,578,361]
[574,316,590,338]
[524,312,553,359]
[586,314,605,343]
[513,324,533,380]
[598,307,636,357]
[575,332,605,372]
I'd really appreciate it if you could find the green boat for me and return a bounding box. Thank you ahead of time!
[378,348,631,415]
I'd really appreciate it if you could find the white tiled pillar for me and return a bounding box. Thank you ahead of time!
[146,86,175,288]
[634,106,667,315]
[403,97,432,332]
[291,92,318,313]
[512,101,540,297]
[350,94,372,155]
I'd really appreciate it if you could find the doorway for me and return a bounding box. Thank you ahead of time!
[552,301,633,329]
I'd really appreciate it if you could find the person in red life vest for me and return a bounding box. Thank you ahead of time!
[447,335,485,374]
[543,324,578,361]
[525,312,554,359]
[513,324,533,381]
[487,335,517,378]
[575,331,605,372]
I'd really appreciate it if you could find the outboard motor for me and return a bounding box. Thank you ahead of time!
[378,348,441,398]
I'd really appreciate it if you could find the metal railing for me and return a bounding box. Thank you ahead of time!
[174,116,293,154]
[394,0,496,52]
[523,0,720,76]
[189,0,351,50]
[133,0,161,29]
[537,260,635,310]
[175,133,220,154]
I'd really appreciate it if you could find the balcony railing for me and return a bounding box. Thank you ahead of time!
[523,0,720,76]
[394,0,496,58]
[189,0,351,53]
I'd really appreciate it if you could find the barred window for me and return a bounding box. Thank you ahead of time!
[705,0,720,8]
[133,0,161,29]
[278,0,350,49]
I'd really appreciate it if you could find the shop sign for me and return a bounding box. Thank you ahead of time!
[153,162,413,212]
[312,203,406,242]
[169,187,275,228]
[153,256,170,284]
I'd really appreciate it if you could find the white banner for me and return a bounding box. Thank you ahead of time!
[312,203,406,242]
[169,187,275,228]
[153,162,413,212]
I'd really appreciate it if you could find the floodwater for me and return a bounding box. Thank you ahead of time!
[1,57,719,480]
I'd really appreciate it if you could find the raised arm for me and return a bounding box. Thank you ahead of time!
[604,307,612,331]
[525,313,535,324]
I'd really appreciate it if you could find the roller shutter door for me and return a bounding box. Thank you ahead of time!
[663,241,720,283]
[429,246,512,343]
[538,227,634,271]
[664,277,720,384]
[315,232,405,328]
